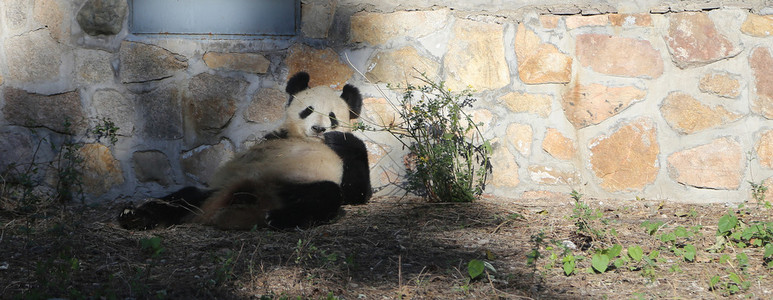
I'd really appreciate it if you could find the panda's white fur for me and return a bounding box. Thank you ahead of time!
[283,86,354,140]
[118,72,370,230]
[195,138,345,228]
[212,138,344,188]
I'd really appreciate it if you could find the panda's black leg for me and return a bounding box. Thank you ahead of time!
[118,186,214,230]
[324,132,372,205]
[266,181,343,229]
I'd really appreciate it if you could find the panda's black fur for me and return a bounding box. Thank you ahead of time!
[118,72,371,230]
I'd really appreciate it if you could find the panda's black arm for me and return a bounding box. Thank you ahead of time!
[267,181,343,229]
[324,132,372,205]
[118,186,214,230]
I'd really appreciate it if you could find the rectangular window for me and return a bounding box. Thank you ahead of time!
[129,0,299,36]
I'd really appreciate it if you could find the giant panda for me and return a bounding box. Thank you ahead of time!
[118,72,371,230]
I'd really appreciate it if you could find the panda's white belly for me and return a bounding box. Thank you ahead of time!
[209,138,343,188]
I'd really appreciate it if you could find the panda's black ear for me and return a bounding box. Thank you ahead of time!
[286,72,310,95]
[341,84,363,119]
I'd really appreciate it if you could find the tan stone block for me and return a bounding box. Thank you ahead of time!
[78,143,124,196]
[500,92,552,118]
[185,73,245,131]
[181,140,235,184]
[93,89,134,136]
[667,137,743,190]
[77,0,127,36]
[5,29,63,83]
[203,52,270,74]
[119,41,188,84]
[301,0,336,38]
[133,150,173,186]
[699,72,740,98]
[542,128,575,161]
[505,123,534,157]
[665,12,739,68]
[3,88,86,134]
[34,0,68,42]
[562,83,646,128]
[741,14,773,37]
[539,15,560,29]
[491,147,520,188]
[528,165,578,185]
[576,34,662,78]
[4,0,29,30]
[366,47,440,86]
[589,118,659,192]
[136,85,183,140]
[756,129,773,169]
[467,109,494,134]
[515,24,572,84]
[565,15,608,29]
[285,44,353,89]
[360,98,402,129]
[609,14,652,27]
[660,91,742,134]
[350,9,450,45]
[521,190,570,201]
[76,49,114,85]
[750,47,773,119]
[506,123,532,157]
[244,88,286,124]
[444,19,509,91]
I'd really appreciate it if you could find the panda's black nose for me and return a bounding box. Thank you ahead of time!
[312,125,326,134]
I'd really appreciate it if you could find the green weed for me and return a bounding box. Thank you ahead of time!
[354,74,491,202]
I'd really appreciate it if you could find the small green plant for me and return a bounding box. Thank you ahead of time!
[641,220,664,236]
[710,254,753,295]
[293,238,319,265]
[747,150,770,208]
[355,75,491,202]
[92,117,120,146]
[462,258,495,294]
[466,259,484,280]
[652,224,700,262]
[714,211,773,253]
[749,180,770,208]
[55,128,84,203]
[569,190,608,246]
[29,247,84,298]
[526,232,546,269]
[140,236,165,258]
[211,250,238,287]
[0,137,48,212]
[1,117,120,208]
[590,244,622,273]
[561,253,577,276]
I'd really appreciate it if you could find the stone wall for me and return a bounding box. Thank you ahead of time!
[1,0,772,204]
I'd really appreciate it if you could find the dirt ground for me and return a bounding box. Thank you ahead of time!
[1,194,772,299]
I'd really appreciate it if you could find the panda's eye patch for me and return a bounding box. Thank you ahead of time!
[299,106,314,119]
[329,112,338,128]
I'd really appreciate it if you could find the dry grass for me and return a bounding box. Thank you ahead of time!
[1,194,772,299]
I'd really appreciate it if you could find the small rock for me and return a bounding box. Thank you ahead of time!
[561,240,577,250]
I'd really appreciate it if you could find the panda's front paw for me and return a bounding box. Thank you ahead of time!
[117,203,158,230]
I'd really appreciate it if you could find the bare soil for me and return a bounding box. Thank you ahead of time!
[1,195,772,299]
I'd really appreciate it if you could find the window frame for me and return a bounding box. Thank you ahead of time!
[128,0,300,38]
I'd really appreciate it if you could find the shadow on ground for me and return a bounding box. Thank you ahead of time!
[0,195,582,299]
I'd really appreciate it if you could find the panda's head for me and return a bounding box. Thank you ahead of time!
[283,72,363,140]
